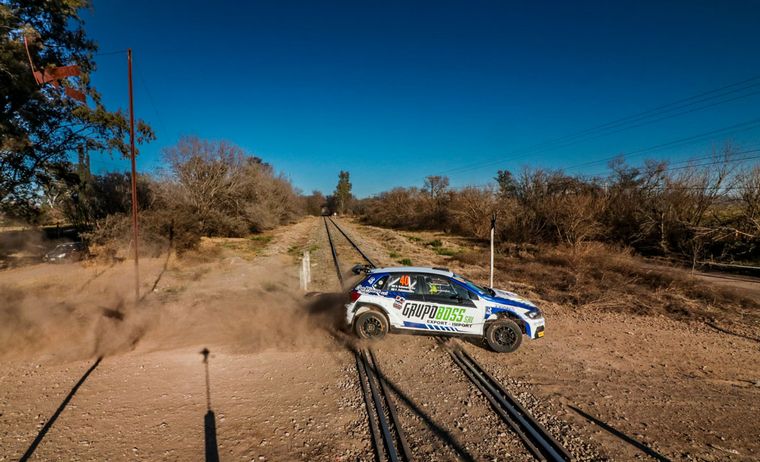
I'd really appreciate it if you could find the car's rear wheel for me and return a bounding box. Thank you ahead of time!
[485,319,522,352]
[354,311,388,340]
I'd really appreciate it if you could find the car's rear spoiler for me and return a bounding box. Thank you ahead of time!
[351,264,373,275]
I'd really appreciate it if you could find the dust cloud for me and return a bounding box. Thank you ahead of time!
[0,255,349,363]
[0,280,155,362]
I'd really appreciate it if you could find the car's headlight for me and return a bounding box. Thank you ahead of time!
[525,309,542,319]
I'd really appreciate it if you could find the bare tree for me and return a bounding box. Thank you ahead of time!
[449,186,498,239]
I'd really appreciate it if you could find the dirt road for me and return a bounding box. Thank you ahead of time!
[1,216,759,461]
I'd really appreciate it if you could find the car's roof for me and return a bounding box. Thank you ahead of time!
[370,266,454,277]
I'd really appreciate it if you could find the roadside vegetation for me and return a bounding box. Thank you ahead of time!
[358,145,760,268]
[28,136,302,259]
[453,242,759,333]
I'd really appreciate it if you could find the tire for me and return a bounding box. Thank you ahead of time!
[485,319,523,353]
[354,311,389,340]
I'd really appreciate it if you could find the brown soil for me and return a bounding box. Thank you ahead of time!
[1,216,758,461]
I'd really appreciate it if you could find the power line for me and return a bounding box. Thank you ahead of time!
[560,118,760,172]
[458,149,760,190]
[447,118,760,189]
[433,74,760,177]
[650,153,760,173]
[579,147,760,177]
[134,66,167,135]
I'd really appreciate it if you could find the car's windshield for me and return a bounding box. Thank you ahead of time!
[453,274,494,296]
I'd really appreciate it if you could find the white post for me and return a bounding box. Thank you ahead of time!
[489,213,495,288]
[305,251,311,289]
[300,251,311,291]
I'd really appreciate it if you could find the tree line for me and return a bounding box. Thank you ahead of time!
[356,145,760,266]
[42,137,303,255]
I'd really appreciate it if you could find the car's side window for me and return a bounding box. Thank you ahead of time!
[420,275,458,297]
[387,273,419,293]
[451,281,474,300]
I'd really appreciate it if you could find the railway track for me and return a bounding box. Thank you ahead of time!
[323,216,347,288]
[355,348,413,462]
[323,216,571,461]
[439,338,572,461]
[324,217,412,461]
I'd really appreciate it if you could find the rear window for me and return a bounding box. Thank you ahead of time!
[371,275,389,289]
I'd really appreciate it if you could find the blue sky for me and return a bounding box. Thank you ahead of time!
[82,0,760,197]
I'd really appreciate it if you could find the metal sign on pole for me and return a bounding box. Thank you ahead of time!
[490,212,496,288]
[128,49,140,302]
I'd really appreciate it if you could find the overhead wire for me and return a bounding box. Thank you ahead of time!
[433,74,760,177]
[560,118,760,172]
[458,149,760,191]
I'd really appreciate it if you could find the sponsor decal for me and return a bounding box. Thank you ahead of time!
[393,296,405,309]
[389,274,417,293]
[356,286,387,296]
[401,302,474,325]
[367,276,376,284]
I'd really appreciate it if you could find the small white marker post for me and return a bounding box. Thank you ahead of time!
[490,212,496,288]
[300,251,311,291]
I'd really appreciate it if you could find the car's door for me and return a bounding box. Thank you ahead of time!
[418,274,482,335]
[384,273,426,329]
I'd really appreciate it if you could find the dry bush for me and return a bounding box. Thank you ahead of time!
[159,136,302,235]
[449,186,498,239]
[84,208,200,260]
[361,187,426,229]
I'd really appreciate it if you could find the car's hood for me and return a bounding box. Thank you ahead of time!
[483,287,538,312]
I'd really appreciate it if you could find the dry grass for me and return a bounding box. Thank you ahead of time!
[454,242,760,333]
[199,234,273,260]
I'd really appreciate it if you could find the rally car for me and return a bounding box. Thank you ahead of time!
[345,266,545,352]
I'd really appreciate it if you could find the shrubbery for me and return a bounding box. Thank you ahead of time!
[66,136,303,257]
[358,148,760,265]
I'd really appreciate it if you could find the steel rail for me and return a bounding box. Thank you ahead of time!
[445,342,572,461]
[368,349,413,461]
[325,218,407,461]
[361,349,400,462]
[327,217,377,268]
[323,217,345,289]
[355,351,386,461]
[354,348,412,462]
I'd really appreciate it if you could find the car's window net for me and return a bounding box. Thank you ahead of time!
[421,275,457,297]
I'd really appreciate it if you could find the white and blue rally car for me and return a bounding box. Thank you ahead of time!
[345,266,545,352]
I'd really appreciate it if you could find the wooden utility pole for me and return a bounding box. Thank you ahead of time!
[128,49,139,302]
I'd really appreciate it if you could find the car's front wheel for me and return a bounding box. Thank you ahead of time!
[354,311,388,340]
[485,319,522,352]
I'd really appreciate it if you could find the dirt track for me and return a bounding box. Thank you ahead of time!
[1,216,759,461]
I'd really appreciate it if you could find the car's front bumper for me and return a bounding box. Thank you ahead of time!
[524,317,546,339]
